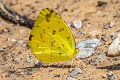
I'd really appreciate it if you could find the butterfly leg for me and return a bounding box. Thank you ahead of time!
[61,61,66,68]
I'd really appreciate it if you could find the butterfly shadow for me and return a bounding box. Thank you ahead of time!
[97,63,120,70]
[19,64,73,70]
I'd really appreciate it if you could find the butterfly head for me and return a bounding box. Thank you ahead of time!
[73,48,79,57]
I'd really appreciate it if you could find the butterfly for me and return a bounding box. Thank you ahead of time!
[29,8,78,62]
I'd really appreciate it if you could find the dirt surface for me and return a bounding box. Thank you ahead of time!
[0,0,120,80]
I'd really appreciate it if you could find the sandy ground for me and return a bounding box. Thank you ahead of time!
[0,0,120,80]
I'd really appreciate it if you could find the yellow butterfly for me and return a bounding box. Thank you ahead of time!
[29,8,78,62]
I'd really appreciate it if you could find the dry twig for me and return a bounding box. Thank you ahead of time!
[0,0,34,29]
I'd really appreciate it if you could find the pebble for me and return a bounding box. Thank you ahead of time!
[89,59,96,65]
[110,30,120,40]
[26,56,32,63]
[27,71,32,75]
[67,23,70,27]
[71,20,82,29]
[14,57,21,62]
[101,35,107,41]
[67,77,77,80]
[102,74,107,78]
[34,60,42,67]
[27,68,32,72]
[77,31,85,36]
[8,78,16,80]
[7,38,10,41]
[86,23,91,27]
[109,21,115,28]
[19,29,25,34]
[111,33,118,40]
[0,21,6,26]
[69,67,82,77]
[89,30,101,37]
[76,39,102,58]
[17,40,24,45]
[107,33,120,56]
[11,39,17,42]
[98,53,104,61]
[108,71,117,80]
[20,72,24,75]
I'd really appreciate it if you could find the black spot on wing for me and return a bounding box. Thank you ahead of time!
[59,28,64,32]
[58,46,61,49]
[42,40,45,43]
[36,26,39,27]
[40,33,43,38]
[51,40,55,47]
[43,29,45,34]
[62,44,64,46]
[46,8,54,22]
[57,21,60,24]
[52,30,56,35]
[46,14,50,22]
[47,27,50,29]
[51,54,53,57]
[59,52,62,55]
[67,36,70,39]
[36,42,39,47]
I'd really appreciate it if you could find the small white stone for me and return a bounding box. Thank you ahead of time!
[107,33,120,56]
[76,39,102,58]
[108,71,117,80]
[8,78,16,80]
[86,23,91,27]
[89,30,101,37]
[71,20,82,29]
[67,23,70,27]
[67,77,77,80]
[7,38,10,41]
[19,29,25,34]
[0,21,6,26]
[20,72,24,75]
[69,67,82,76]
[98,53,104,61]
[17,40,24,45]
[109,21,115,27]
[26,56,32,63]
[11,39,16,42]
[34,60,42,67]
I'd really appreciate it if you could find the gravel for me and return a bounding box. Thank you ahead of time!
[67,77,77,80]
[107,33,120,56]
[108,71,117,80]
[76,38,102,58]
[34,60,42,67]
[71,20,82,29]
[69,67,82,77]
[98,53,104,61]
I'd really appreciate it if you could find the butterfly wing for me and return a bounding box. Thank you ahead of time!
[29,8,76,62]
